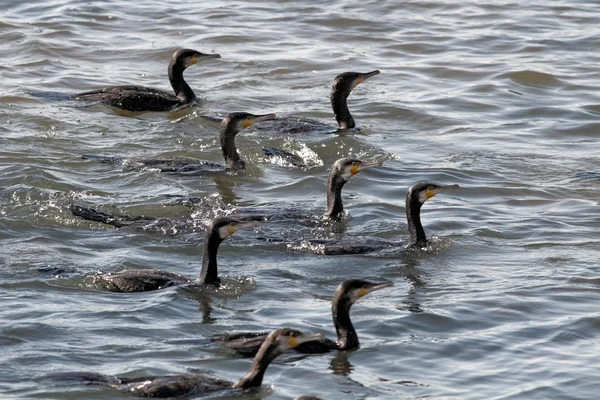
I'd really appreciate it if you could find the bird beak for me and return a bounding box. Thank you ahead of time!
[353,70,380,89]
[233,220,261,232]
[359,281,394,297]
[243,113,276,129]
[288,332,324,348]
[361,70,381,80]
[250,113,277,124]
[197,53,222,62]
[426,184,460,199]
[357,160,383,172]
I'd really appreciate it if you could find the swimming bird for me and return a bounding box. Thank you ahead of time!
[91,217,259,292]
[261,70,380,165]
[288,182,460,255]
[68,158,382,230]
[213,279,394,357]
[81,112,276,174]
[45,328,323,398]
[72,48,221,112]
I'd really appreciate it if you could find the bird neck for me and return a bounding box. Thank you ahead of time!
[406,196,426,246]
[168,62,195,104]
[198,230,223,285]
[233,346,278,388]
[332,296,358,350]
[325,172,347,219]
[330,90,355,130]
[220,128,243,170]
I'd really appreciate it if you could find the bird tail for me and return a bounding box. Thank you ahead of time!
[81,154,123,164]
[69,204,131,228]
[42,371,120,387]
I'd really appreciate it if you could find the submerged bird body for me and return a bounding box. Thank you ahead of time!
[213,280,394,357]
[70,158,381,231]
[261,70,380,166]
[288,182,460,255]
[81,112,276,174]
[72,49,221,112]
[91,217,259,293]
[46,328,323,398]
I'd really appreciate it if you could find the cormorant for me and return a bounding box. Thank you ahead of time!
[68,158,382,230]
[91,217,259,292]
[72,48,221,112]
[212,280,394,356]
[262,70,380,165]
[81,112,276,175]
[288,182,460,255]
[45,328,323,398]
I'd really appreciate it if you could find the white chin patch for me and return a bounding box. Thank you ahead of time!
[349,289,362,303]
[418,191,430,203]
[218,225,233,239]
[340,171,352,181]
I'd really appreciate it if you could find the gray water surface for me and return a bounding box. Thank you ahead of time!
[1,1,599,399]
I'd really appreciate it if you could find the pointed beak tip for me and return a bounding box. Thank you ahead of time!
[254,113,277,122]
[298,332,324,344]
[372,281,395,290]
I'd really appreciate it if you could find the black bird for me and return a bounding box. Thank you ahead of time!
[288,182,460,255]
[72,48,221,112]
[213,280,394,357]
[261,70,380,166]
[45,328,323,398]
[91,217,259,292]
[81,112,276,174]
[68,158,382,230]
[173,157,382,222]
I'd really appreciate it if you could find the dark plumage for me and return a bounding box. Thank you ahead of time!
[80,112,276,175]
[69,158,382,230]
[261,70,380,166]
[45,328,323,398]
[330,70,380,130]
[289,182,460,255]
[91,217,259,292]
[72,48,221,112]
[212,279,394,357]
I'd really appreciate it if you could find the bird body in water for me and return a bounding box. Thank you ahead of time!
[174,157,382,223]
[212,280,394,357]
[81,112,276,175]
[68,158,382,231]
[91,217,259,292]
[45,328,323,398]
[262,70,380,166]
[72,49,221,112]
[288,182,460,255]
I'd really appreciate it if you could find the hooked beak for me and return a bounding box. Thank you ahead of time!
[427,183,460,199]
[361,70,381,80]
[199,53,222,61]
[350,160,382,176]
[359,281,394,297]
[357,160,383,172]
[250,113,277,124]
[353,70,380,89]
[368,281,395,292]
[288,332,324,348]
[233,220,261,231]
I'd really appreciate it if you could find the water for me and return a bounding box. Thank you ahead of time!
[1,0,599,398]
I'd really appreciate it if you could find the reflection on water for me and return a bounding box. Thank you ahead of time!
[329,351,353,377]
